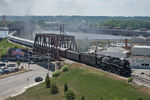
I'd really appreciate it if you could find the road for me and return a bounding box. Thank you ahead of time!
[0,62,51,100]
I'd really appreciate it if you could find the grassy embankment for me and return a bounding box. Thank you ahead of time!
[0,38,25,57]
[8,63,150,100]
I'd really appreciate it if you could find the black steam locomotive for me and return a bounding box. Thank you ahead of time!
[59,49,131,77]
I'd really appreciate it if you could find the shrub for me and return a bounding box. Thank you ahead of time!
[52,70,61,77]
[137,97,142,100]
[50,83,58,94]
[21,66,24,69]
[62,65,69,72]
[100,97,103,100]
[64,83,68,92]
[45,73,51,88]
[81,96,85,100]
[64,90,75,100]
[127,77,133,83]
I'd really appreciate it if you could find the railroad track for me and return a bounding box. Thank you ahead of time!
[132,74,150,85]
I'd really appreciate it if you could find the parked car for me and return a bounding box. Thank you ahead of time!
[0,70,4,74]
[7,69,13,73]
[10,68,16,72]
[14,68,19,71]
[7,64,16,67]
[0,63,6,67]
[1,60,8,62]
[2,69,9,74]
[35,76,43,82]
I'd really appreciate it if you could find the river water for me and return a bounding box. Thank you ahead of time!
[34,30,132,40]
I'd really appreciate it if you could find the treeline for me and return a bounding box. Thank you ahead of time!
[100,20,150,29]
[1,16,150,25]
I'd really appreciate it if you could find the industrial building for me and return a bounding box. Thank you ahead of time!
[131,36,150,46]
[131,45,150,56]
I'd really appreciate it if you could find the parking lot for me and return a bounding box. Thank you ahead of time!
[0,61,25,78]
[0,61,51,100]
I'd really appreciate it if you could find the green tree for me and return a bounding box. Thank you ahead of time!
[45,73,51,88]
[64,90,75,100]
[50,83,58,94]
[64,83,68,92]
[17,60,21,69]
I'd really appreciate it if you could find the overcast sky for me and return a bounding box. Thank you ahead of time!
[0,0,150,16]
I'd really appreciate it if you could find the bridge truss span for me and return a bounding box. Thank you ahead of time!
[33,34,77,60]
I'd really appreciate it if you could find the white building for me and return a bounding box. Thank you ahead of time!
[0,27,9,38]
[131,45,150,56]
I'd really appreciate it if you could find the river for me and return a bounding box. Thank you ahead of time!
[33,30,132,40]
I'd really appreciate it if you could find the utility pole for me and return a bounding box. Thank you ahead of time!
[28,48,30,70]
[47,53,50,75]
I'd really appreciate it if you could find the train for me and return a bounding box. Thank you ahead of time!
[8,32,34,47]
[8,32,131,77]
[60,50,131,77]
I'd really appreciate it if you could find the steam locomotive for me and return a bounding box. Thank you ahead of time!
[59,49,131,77]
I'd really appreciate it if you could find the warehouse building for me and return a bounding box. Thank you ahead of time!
[131,45,150,56]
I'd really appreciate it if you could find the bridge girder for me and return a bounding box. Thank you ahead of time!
[33,34,77,60]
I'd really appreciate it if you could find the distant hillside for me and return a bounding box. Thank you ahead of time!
[1,16,150,24]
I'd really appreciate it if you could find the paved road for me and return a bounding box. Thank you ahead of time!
[0,62,51,100]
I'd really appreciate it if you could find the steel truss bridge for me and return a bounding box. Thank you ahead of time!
[33,34,77,60]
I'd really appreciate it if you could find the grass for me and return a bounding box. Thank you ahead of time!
[7,63,150,100]
[0,38,25,57]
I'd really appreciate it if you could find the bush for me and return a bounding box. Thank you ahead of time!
[64,83,68,92]
[17,61,21,66]
[50,83,58,94]
[127,77,133,83]
[52,70,61,77]
[81,96,85,100]
[21,66,24,69]
[45,73,51,88]
[62,65,69,72]
[64,90,75,100]
[138,97,142,100]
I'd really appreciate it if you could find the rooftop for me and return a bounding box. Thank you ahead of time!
[133,45,150,49]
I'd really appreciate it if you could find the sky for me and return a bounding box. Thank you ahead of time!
[0,0,150,16]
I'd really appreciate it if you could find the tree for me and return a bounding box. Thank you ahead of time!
[64,90,75,100]
[64,83,68,92]
[81,96,85,100]
[17,60,21,69]
[45,73,51,88]
[50,83,58,94]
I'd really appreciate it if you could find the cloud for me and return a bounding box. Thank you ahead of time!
[0,0,150,16]
[0,0,35,15]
